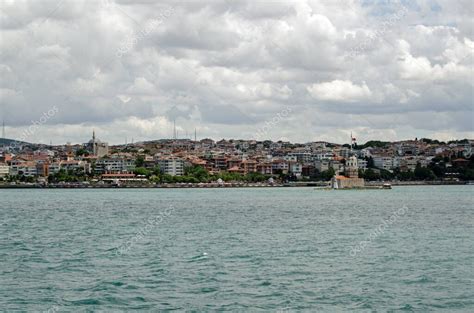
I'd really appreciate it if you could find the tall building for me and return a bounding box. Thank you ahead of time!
[331,155,365,189]
[158,158,184,176]
[86,130,109,157]
[345,155,359,178]
[0,163,9,177]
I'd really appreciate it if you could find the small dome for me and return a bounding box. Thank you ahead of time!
[88,138,102,144]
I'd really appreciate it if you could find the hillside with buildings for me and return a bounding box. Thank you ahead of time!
[1,132,473,187]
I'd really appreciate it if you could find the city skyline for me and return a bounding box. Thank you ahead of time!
[0,126,472,147]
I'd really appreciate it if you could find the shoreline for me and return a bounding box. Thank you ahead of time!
[0,181,470,189]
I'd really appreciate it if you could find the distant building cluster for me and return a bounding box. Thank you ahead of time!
[0,132,473,184]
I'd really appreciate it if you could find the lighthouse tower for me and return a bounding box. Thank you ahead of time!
[346,155,359,178]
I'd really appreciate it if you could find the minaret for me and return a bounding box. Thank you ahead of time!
[350,131,353,153]
[92,129,97,155]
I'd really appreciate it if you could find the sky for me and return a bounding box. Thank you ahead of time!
[0,0,473,145]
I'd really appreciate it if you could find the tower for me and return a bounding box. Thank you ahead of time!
[173,119,176,140]
[2,120,5,139]
[346,155,359,178]
[92,130,97,155]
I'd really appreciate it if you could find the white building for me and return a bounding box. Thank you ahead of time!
[60,160,91,173]
[357,159,368,170]
[271,160,289,173]
[48,162,62,174]
[10,161,38,177]
[373,156,394,171]
[0,163,9,177]
[287,152,312,163]
[283,155,297,162]
[158,158,184,176]
[314,160,330,172]
[289,162,303,177]
[95,158,135,174]
[314,152,334,160]
[359,148,373,158]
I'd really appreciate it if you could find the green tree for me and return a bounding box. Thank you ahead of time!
[135,155,145,168]
[362,168,380,181]
[184,165,210,182]
[366,156,375,168]
[379,169,394,180]
[414,164,436,180]
[321,167,335,181]
[134,167,150,177]
[76,148,90,156]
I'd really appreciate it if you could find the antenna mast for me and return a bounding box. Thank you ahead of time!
[173,119,176,140]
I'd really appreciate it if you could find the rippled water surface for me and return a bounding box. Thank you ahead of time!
[1,186,473,311]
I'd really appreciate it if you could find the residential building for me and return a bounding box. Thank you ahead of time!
[95,158,135,174]
[314,160,330,172]
[373,156,394,171]
[357,159,367,170]
[10,160,38,177]
[241,159,257,174]
[289,162,303,177]
[0,163,9,177]
[158,158,184,176]
[257,163,273,175]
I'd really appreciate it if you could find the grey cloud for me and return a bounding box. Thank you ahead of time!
[0,0,472,144]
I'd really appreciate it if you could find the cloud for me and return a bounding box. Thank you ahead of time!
[0,0,472,144]
[307,80,372,102]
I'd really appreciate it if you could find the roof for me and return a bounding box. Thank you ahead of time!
[191,159,207,165]
[102,173,136,177]
[452,158,468,162]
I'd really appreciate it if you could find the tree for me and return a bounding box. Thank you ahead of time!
[184,165,210,182]
[428,160,446,178]
[76,148,89,156]
[244,172,269,182]
[152,165,161,176]
[135,155,145,168]
[161,174,174,183]
[366,156,375,168]
[321,167,335,181]
[362,168,380,181]
[134,167,150,177]
[379,169,394,180]
[358,141,389,149]
[397,170,415,181]
[414,164,436,180]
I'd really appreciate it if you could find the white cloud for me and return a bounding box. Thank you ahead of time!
[0,0,472,144]
[307,80,372,102]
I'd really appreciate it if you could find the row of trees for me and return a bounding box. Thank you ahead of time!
[132,165,272,184]
[359,155,474,181]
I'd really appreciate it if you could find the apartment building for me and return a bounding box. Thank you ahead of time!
[95,158,135,174]
[0,163,9,177]
[373,156,395,171]
[10,160,38,177]
[158,158,184,176]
